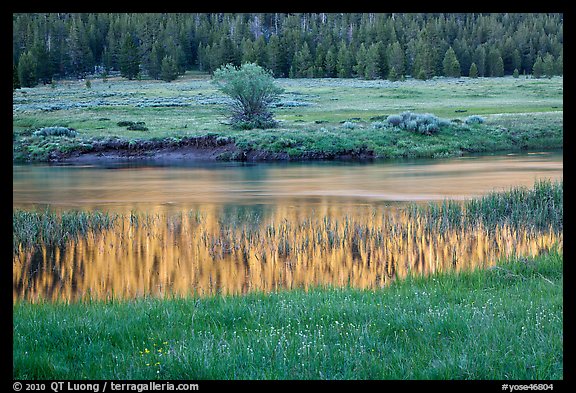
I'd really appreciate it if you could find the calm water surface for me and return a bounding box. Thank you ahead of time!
[13,152,563,302]
[13,152,563,211]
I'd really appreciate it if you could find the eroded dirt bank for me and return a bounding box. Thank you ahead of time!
[52,134,376,163]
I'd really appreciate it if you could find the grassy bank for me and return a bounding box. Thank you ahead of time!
[13,249,563,380]
[12,75,563,162]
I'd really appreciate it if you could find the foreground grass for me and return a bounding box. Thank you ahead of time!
[13,75,563,161]
[13,249,562,380]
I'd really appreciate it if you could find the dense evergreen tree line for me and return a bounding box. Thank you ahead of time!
[13,13,563,87]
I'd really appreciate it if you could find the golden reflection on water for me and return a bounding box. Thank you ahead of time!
[13,153,563,212]
[13,204,562,303]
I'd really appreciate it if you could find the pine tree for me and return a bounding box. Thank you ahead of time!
[555,52,563,76]
[196,43,208,72]
[416,68,428,80]
[218,36,240,68]
[17,51,37,87]
[493,56,504,77]
[336,41,353,78]
[543,53,555,78]
[160,55,179,82]
[413,33,435,79]
[253,36,268,68]
[66,17,94,78]
[353,43,368,78]
[266,35,287,77]
[241,38,257,64]
[472,46,487,77]
[364,43,381,79]
[469,62,478,78]
[388,66,398,81]
[513,68,519,78]
[374,41,388,79]
[511,49,522,74]
[292,42,313,78]
[501,37,516,74]
[442,47,461,77]
[313,44,326,78]
[487,48,504,77]
[165,42,187,75]
[148,41,164,79]
[119,33,140,80]
[10,13,565,82]
[387,41,405,79]
[102,46,112,72]
[532,56,544,78]
[324,48,337,78]
[361,42,385,79]
[13,64,21,90]
[31,31,52,84]
[104,19,121,71]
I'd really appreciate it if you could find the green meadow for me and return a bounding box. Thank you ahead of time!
[13,73,563,161]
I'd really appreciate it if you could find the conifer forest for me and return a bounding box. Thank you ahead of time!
[13,13,563,87]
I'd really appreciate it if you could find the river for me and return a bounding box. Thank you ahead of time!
[13,152,563,302]
[13,152,563,211]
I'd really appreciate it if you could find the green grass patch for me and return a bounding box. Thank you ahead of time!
[13,249,563,379]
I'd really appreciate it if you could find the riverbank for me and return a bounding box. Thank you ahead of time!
[13,111,564,163]
[13,75,563,163]
[13,248,563,380]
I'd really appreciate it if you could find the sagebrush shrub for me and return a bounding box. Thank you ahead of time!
[33,127,78,137]
[371,121,387,129]
[341,121,357,130]
[386,114,403,126]
[386,111,452,135]
[465,115,485,124]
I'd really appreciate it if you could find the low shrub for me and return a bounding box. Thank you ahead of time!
[371,121,388,129]
[369,115,389,121]
[127,123,148,131]
[465,115,486,124]
[32,127,78,138]
[117,121,149,131]
[386,114,403,126]
[387,112,451,135]
[341,121,358,130]
[230,112,278,130]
